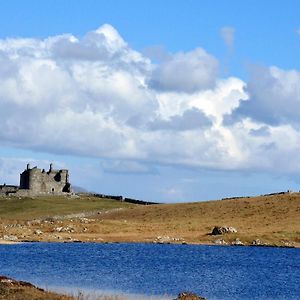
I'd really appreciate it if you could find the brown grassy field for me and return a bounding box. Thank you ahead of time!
[0,193,299,247]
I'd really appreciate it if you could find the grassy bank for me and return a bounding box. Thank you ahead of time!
[0,193,299,247]
[0,194,133,220]
[0,275,71,300]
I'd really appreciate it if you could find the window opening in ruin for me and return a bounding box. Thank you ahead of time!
[52,188,54,192]
[54,173,61,182]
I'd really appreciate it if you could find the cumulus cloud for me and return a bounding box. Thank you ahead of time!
[231,65,300,126]
[249,126,270,137]
[231,122,300,173]
[1,24,300,175]
[221,26,235,50]
[148,48,218,93]
[148,108,212,131]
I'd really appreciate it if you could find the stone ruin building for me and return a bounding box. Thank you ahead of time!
[0,163,72,196]
[20,163,71,193]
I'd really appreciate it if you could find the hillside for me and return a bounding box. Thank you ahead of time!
[0,194,133,220]
[0,193,299,247]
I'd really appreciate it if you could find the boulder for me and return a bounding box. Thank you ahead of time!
[251,239,271,247]
[211,226,237,235]
[231,238,244,246]
[54,227,63,232]
[251,239,263,246]
[213,239,228,245]
[3,235,18,241]
[175,291,206,300]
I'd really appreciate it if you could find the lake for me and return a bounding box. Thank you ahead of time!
[0,243,299,299]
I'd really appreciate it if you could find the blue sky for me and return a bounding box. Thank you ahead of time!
[1,1,300,76]
[0,1,300,202]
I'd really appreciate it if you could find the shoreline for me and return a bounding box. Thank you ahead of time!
[0,240,22,245]
[0,239,298,249]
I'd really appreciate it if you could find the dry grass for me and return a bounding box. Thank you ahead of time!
[0,193,299,247]
[91,193,300,246]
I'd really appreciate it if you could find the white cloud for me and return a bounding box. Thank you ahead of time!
[147,108,212,131]
[154,77,247,124]
[1,24,300,175]
[226,121,300,173]
[148,48,218,93]
[231,65,300,125]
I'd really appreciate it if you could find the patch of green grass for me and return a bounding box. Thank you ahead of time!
[0,195,133,220]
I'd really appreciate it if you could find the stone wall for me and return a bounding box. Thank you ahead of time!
[0,185,19,196]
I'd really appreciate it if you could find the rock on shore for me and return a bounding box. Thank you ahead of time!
[211,226,237,235]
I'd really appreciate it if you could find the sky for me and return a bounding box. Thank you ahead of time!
[0,0,300,202]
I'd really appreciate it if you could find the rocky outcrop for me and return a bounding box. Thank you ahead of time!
[174,291,206,300]
[211,226,237,235]
[251,239,265,246]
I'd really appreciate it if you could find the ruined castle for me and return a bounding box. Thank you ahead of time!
[0,163,72,196]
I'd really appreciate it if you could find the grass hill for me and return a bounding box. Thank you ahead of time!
[0,194,133,220]
[0,193,299,247]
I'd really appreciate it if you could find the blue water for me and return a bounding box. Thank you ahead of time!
[0,243,299,299]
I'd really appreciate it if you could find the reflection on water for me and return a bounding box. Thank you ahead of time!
[0,243,299,300]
